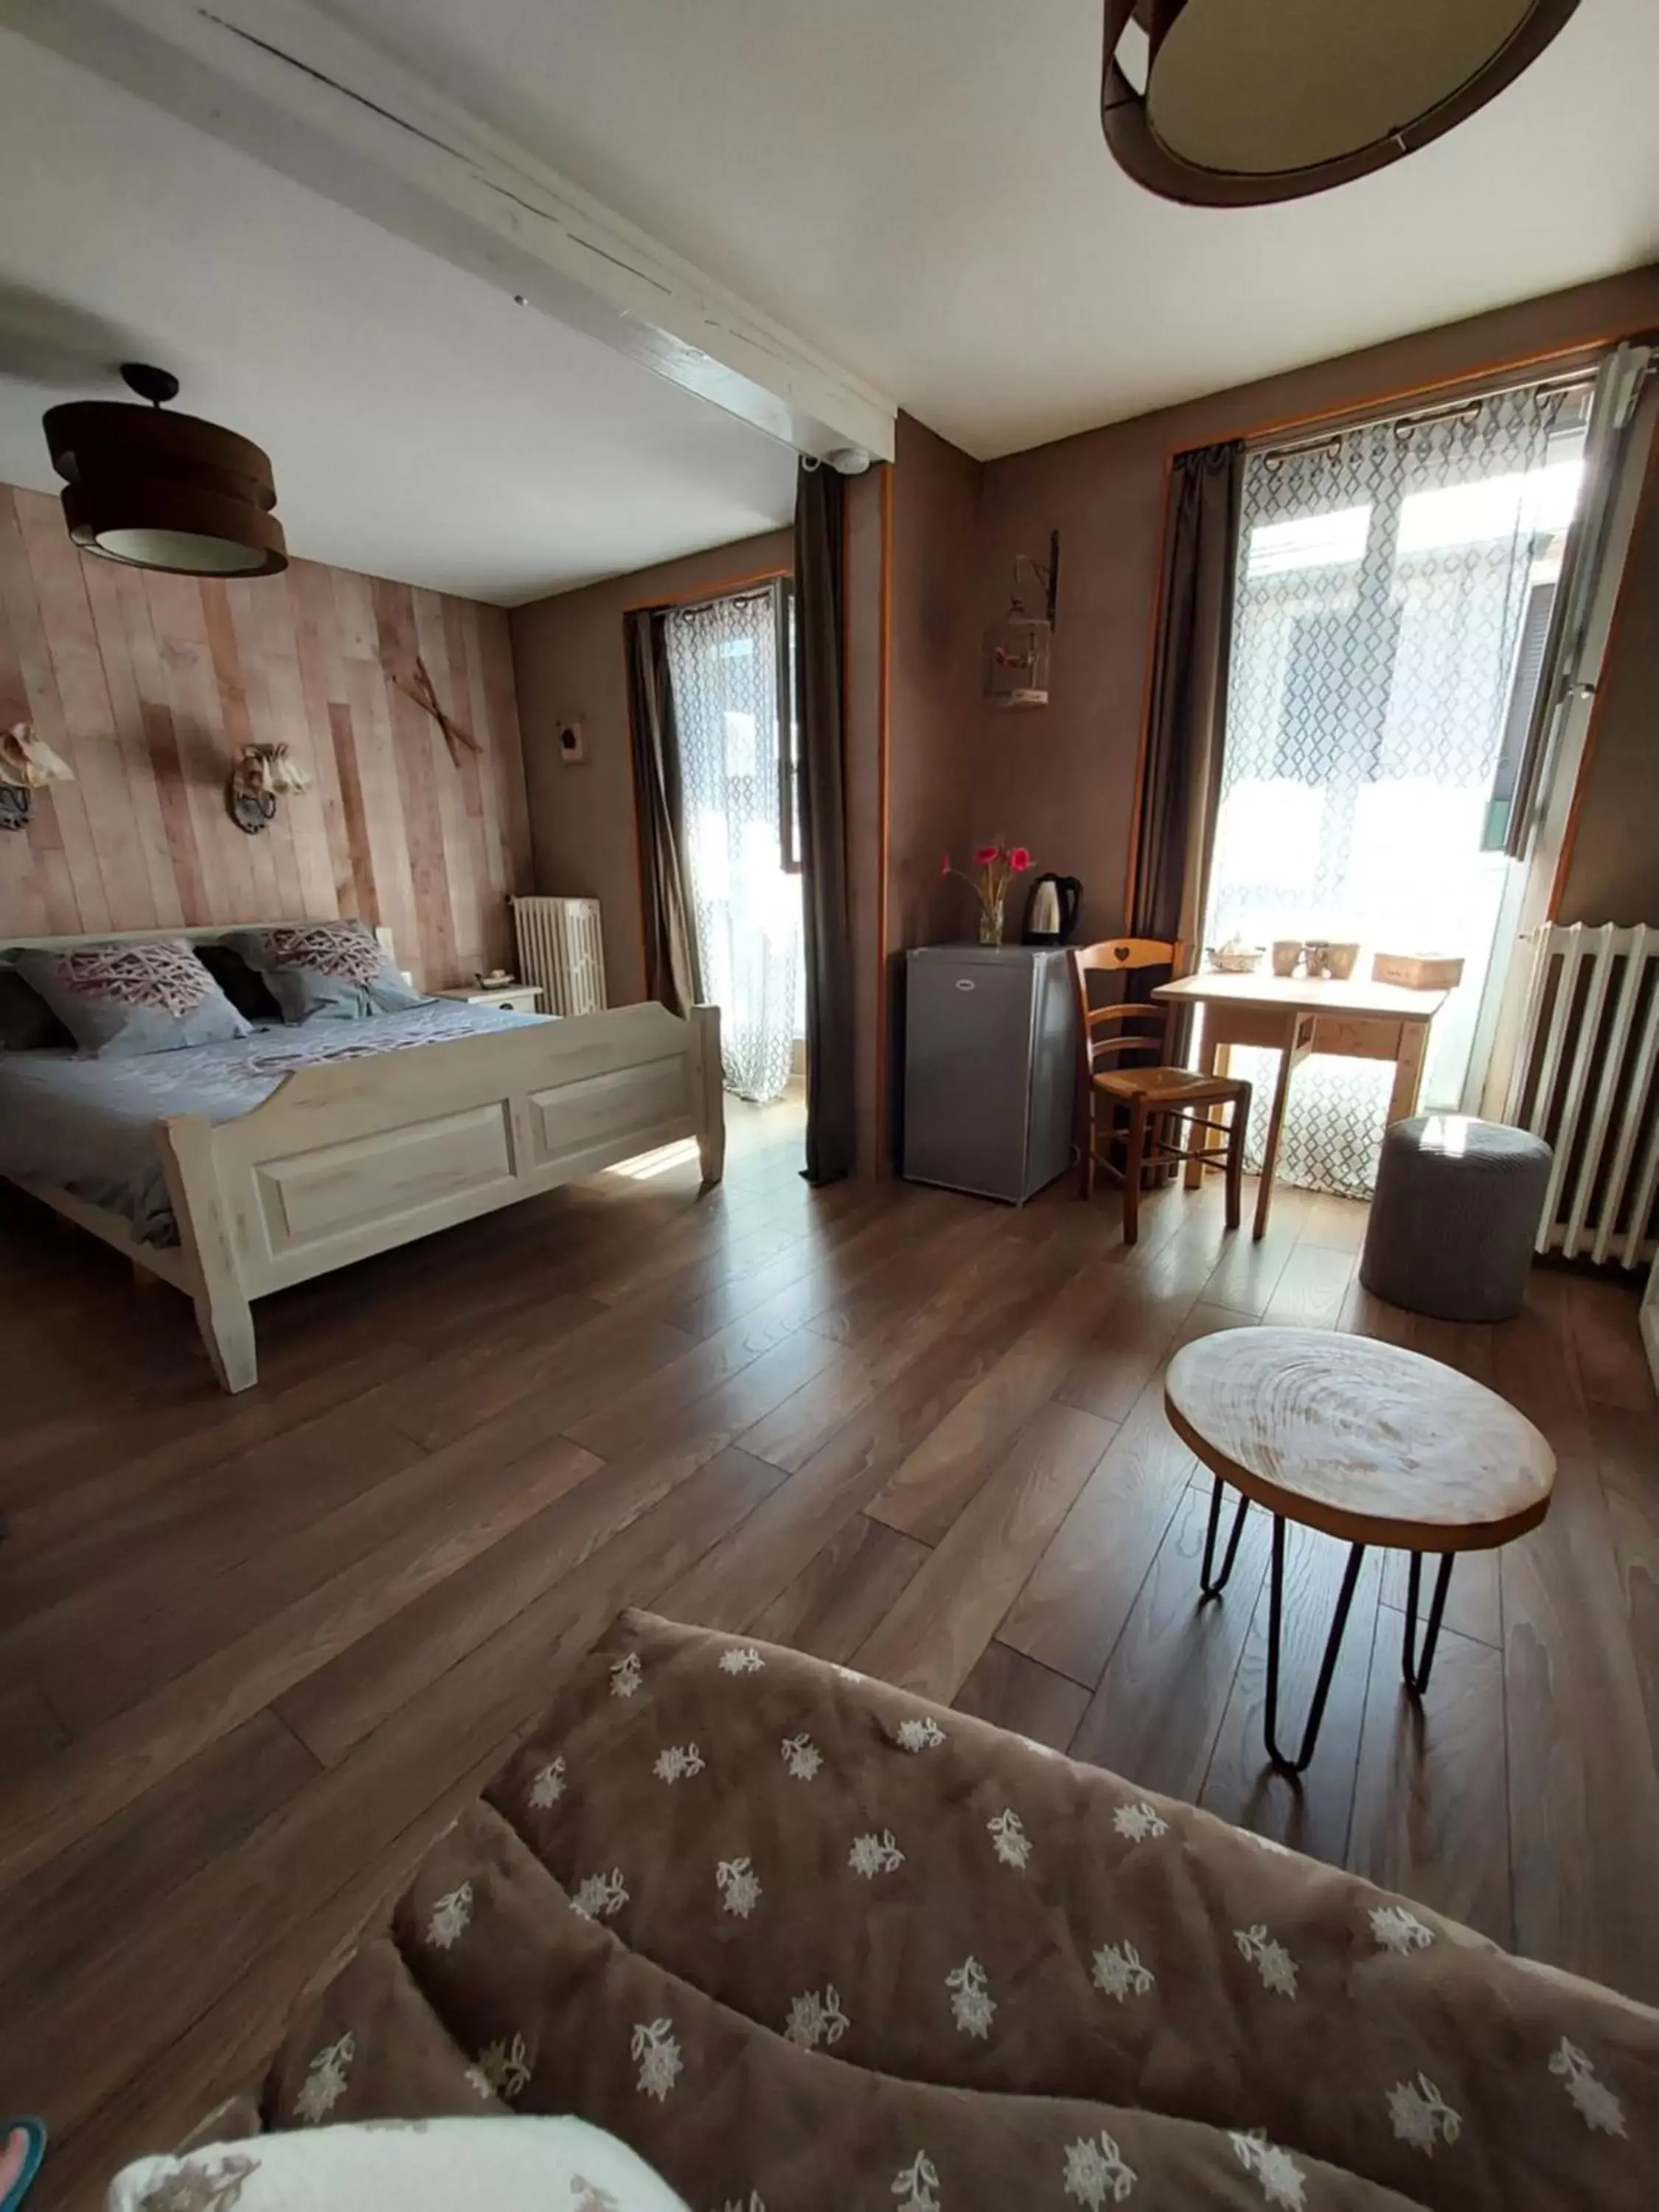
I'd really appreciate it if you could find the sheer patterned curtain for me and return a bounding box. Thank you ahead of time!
[1203,383,1587,1195]
[664,586,801,1104]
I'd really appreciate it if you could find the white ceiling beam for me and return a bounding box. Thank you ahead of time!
[0,0,896,465]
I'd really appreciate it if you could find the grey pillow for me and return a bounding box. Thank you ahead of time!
[13,939,252,1059]
[223,922,427,1024]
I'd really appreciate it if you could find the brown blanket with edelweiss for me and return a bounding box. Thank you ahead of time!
[262,1610,1655,2209]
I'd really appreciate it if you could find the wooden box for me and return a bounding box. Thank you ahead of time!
[1371,952,1465,991]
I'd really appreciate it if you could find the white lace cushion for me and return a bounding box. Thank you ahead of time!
[104,2114,690,2212]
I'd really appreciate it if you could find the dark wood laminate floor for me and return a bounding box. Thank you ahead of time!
[2,1099,1656,2205]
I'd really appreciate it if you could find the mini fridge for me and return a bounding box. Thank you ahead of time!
[901,945,1078,1203]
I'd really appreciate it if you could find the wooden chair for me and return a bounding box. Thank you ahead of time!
[1069,939,1252,1245]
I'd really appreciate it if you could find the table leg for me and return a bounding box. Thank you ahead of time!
[1401,1551,1455,1695]
[1184,1028,1222,1189]
[1198,1476,1250,1597]
[1223,1081,1249,1232]
[1387,1020,1430,1129]
[1206,1043,1234,1189]
[1265,1514,1367,1775]
[1123,1093,1149,1245]
[1253,1015,1312,1242]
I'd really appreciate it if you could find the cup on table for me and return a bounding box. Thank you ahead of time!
[1271,940,1302,978]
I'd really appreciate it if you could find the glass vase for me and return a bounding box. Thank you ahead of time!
[978,904,1005,948]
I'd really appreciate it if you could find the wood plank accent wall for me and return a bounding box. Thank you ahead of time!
[0,484,531,986]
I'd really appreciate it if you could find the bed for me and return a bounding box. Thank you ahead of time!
[0,925,723,1394]
[185,1607,1656,2211]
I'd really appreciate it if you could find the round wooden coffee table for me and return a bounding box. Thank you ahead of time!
[1164,1325,1554,1775]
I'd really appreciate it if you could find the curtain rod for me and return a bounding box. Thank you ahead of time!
[654,578,785,622]
[1249,363,1599,467]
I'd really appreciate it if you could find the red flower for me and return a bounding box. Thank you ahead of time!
[1009,846,1032,872]
[972,844,1001,867]
[938,853,952,877]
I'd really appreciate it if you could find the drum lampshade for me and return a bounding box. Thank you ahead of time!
[43,362,285,579]
[1102,0,1582,206]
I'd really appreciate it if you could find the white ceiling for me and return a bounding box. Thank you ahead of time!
[321,0,1659,459]
[0,27,797,606]
[4,6,1657,608]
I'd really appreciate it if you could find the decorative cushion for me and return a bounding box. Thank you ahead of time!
[224,922,426,1024]
[10,940,251,1059]
[0,960,72,1051]
[105,2115,689,2212]
[195,941,284,1025]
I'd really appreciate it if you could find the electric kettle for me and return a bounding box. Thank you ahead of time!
[1023,872,1082,945]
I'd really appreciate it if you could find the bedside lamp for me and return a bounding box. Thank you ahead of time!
[0,721,74,832]
[228,741,313,835]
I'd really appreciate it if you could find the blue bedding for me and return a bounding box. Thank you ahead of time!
[0,999,549,1246]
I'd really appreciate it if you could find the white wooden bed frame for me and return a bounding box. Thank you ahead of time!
[4,925,724,1394]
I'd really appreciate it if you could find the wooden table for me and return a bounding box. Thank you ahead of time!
[1152,971,1447,1238]
[1165,1326,1554,1774]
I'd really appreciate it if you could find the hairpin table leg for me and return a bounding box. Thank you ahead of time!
[1401,1550,1455,1696]
[1265,1514,1367,1776]
[1199,1476,1251,1598]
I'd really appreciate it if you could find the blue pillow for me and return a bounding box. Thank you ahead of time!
[12,940,251,1059]
[223,922,427,1023]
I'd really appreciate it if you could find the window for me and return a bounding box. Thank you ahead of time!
[1204,379,1591,1195]
[663,582,804,1102]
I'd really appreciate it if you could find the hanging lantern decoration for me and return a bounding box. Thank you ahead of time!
[984,532,1059,711]
[1101,1,1582,207]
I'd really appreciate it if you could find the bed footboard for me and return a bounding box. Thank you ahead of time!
[156,1000,724,1393]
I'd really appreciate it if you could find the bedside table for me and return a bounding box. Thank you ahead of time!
[437,984,544,1015]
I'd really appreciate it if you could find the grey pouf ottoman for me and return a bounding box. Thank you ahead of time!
[1360,1115,1551,1324]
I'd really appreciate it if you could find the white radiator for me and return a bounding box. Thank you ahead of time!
[1506,922,1659,1265]
[512,897,606,1018]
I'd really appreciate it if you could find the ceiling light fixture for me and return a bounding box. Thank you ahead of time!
[1101,1,1582,207]
[44,362,287,578]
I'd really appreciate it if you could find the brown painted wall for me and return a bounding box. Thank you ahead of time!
[969,266,1659,946]
[1557,445,1659,925]
[0,484,529,985]
[509,529,792,1008]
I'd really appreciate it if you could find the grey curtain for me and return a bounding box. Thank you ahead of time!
[1130,440,1244,952]
[794,459,856,1184]
[625,607,702,1017]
